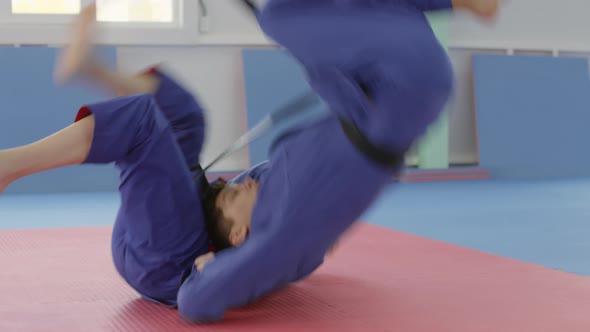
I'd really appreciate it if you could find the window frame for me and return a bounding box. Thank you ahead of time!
[0,0,200,46]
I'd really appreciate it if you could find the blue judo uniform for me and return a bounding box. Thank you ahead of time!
[175,0,455,323]
[75,68,212,307]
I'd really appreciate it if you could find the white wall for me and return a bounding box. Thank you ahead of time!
[449,0,590,52]
[117,46,263,171]
[116,0,590,171]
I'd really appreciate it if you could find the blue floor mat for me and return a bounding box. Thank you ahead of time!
[362,178,590,276]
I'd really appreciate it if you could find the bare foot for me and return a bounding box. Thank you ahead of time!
[454,0,499,19]
[54,3,97,85]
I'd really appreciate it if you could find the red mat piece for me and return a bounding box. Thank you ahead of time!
[1,224,589,332]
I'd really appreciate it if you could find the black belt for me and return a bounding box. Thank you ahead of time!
[338,117,403,169]
[190,163,210,197]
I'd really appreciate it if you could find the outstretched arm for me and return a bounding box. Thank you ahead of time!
[177,239,285,322]
[177,230,324,323]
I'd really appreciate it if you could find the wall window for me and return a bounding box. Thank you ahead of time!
[0,0,199,45]
[10,0,173,22]
[12,0,80,14]
[96,0,173,23]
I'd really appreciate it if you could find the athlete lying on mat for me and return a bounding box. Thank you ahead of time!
[0,4,268,308]
[0,3,337,309]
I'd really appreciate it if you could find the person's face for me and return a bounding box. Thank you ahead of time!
[215,177,259,246]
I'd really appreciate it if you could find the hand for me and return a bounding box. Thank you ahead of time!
[195,252,215,271]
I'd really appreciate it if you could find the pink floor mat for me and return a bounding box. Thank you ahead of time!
[1,223,589,331]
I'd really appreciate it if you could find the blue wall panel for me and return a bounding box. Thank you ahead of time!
[473,54,590,179]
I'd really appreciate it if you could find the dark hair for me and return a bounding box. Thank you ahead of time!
[203,178,234,251]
